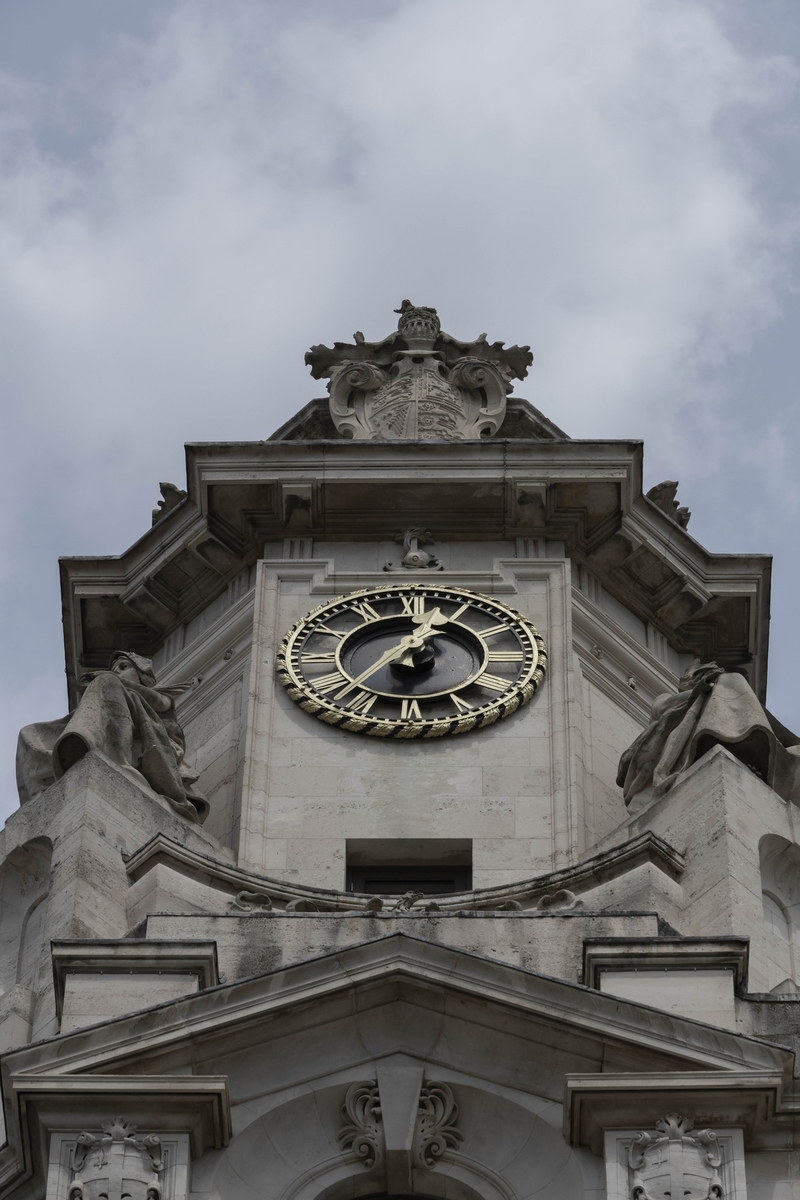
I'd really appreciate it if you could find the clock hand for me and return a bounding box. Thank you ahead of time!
[334,607,447,700]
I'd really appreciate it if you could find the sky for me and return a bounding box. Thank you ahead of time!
[0,0,799,821]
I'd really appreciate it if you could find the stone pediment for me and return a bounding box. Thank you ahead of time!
[2,934,792,1199]
[5,933,790,1085]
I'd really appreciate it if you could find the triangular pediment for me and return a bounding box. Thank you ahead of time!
[6,933,788,1086]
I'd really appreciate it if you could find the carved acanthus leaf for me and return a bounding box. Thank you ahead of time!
[416,1082,463,1166]
[338,1082,383,1168]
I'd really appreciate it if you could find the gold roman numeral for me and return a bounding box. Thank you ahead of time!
[351,600,382,623]
[301,651,336,663]
[348,690,377,714]
[487,651,523,662]
[474,672,511,693]
[449,602,470,621]
[401,698,422,720]
[480,623,509,638]
[400,594,427,616]
[313,670,349,694]
[312,624,346,639]
[450,693,473,713]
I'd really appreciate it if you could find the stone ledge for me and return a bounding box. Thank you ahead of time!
[582,937,750,990]
[51,940,219,1021]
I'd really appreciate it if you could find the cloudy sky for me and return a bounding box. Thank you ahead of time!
[1,0,798,819]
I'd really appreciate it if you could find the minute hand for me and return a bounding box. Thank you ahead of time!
[334,608,447,701]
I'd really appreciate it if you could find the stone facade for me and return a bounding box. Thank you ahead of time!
[2,307,799,1200]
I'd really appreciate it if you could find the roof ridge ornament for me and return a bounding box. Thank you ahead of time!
[305,302,533,441]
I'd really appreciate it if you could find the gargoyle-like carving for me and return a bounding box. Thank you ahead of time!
[152,482,187,525]
[16,652,209,824]
[383,528,444,572]
[338,1082,383,1168]
[70,1118,162,1200]
[646,481,690,529]
[306,301,532,441]
[392,890,424,912]
[415,1082,463,1166]
[629,1114,723,1200]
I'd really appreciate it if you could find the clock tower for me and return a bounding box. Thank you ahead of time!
[3,304,800,1200]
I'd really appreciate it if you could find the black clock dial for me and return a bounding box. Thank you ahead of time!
[277,584,547,740]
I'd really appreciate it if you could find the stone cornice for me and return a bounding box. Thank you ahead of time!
[58,433,771,704]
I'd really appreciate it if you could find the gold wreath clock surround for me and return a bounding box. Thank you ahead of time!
[276,584,547,739]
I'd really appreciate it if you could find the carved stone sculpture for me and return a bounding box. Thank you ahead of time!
[338,1081,383,1168]
[415,1082,463,1166]
[629,1115,723,1200]
[646,480,691,529]
[151,481,187,525]
[383,528,444,572]
[16,652,209,824]
[306,301,532,441]
[70,1118,163,1200]
[617,661,800,810]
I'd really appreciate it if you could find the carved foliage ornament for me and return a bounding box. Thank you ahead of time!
[629,1115,723,1200]
[338,1082,383,1168]
[337,1079,462,1172]
[305,301,533,441]
[415,1082,464,1166]
[70,1118,163,1200]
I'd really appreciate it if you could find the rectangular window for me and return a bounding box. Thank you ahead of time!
[345,839,472,895]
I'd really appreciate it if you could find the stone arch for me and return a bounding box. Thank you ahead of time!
[0,837,52,993]
[759,835,800,991]
[210,1076,589,1200]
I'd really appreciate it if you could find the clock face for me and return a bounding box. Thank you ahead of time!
[276,584,546,739]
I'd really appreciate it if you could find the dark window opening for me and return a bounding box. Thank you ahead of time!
[346,865,472,895]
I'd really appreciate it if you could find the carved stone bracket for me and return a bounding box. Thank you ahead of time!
[306,302,532,441]
[628,1115,723,1200]
[337,1082,383,1168]
[415,1082,463,1167]
[70,1118,163,1200]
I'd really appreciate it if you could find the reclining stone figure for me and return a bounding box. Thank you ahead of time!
[618,659,800,811]
[16,651,209,824]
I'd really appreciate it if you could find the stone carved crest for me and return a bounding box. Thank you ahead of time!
[70,1118,163,1200]
[306,301,532,441]
[628,1115,723,1200]
[338,1082,383,1168]
[415,1081,463,1166]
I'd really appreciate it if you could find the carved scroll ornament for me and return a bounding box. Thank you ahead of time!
[338,1082,383,1168]
[629,1115,723,1200]
[415,1081,463,1166]
[306,301,533,441]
